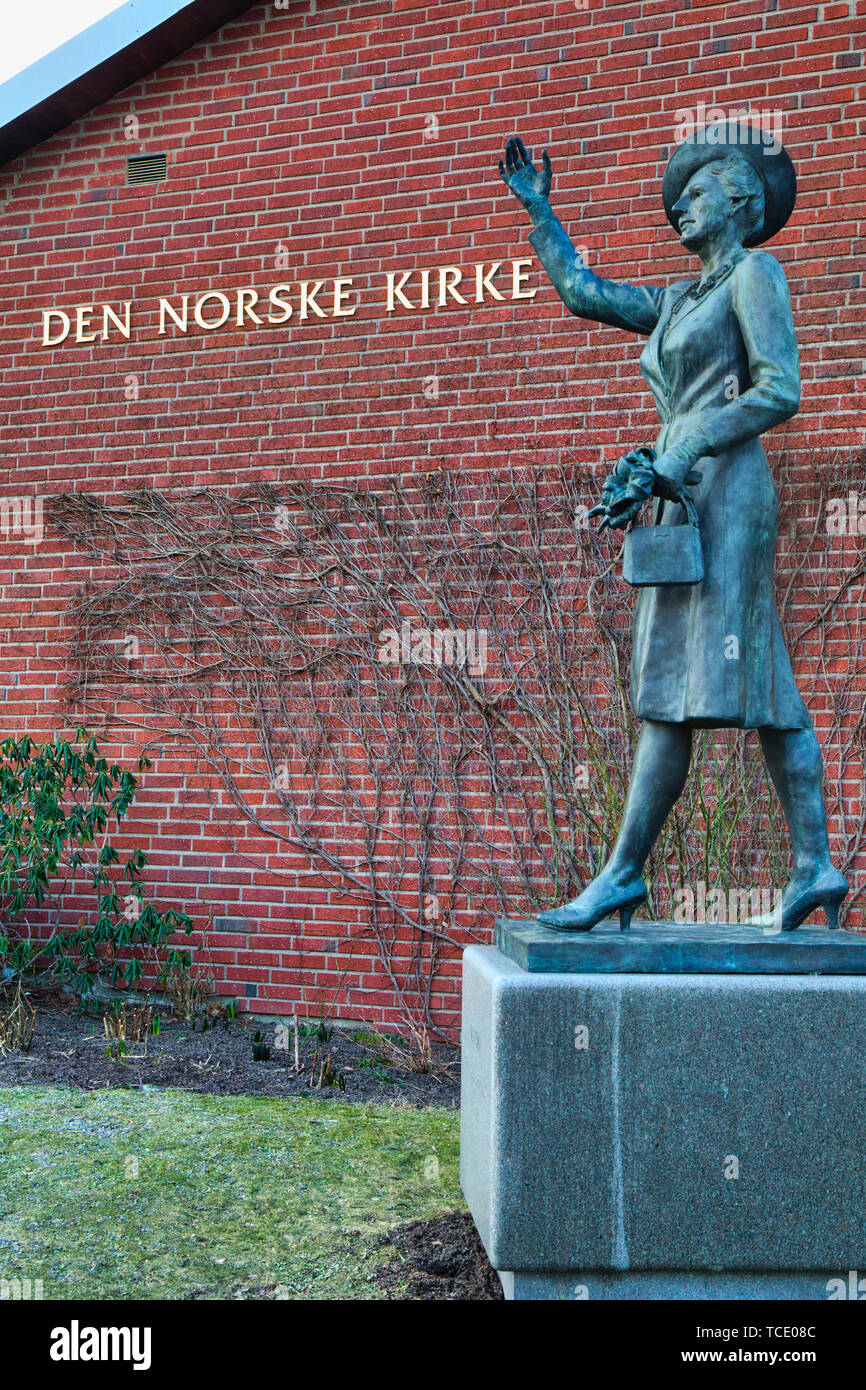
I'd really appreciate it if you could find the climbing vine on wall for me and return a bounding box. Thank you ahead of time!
[50,450,865,1030]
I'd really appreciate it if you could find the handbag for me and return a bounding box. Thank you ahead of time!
[622,489,704,587]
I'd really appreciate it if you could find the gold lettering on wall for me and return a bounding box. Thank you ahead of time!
[159,295,190,334]
[438,267,468,306]
[103,303,132,339]
[43,302,133,344]
[386,270,413,313]
[332,277,357,318]
[236,288,264,325]
[474,262,504,303]
[267,285,294,323]
[298,281,326,321]
[193,291,231,330]
[511,259,536,300]
[75,306,99,343]
[42,310,71,346]
[40,258,540,345]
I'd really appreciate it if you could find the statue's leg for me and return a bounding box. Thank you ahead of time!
[605,719,693,880]
[757,725,848,929]
[538,719,691,931]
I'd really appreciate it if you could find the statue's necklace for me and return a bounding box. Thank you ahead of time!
[668,249,748,320]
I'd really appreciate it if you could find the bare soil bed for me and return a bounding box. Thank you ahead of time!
[375,1210,503,1300]
[0,987,460,1108]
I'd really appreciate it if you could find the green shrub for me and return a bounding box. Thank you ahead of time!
[0,728,192,995]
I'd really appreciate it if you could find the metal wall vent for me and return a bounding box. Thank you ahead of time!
[126,154,168,186]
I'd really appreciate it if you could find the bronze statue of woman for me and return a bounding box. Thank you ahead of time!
[499,121,848,933]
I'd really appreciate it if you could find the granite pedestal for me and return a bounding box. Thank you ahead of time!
[460,919,866,1300]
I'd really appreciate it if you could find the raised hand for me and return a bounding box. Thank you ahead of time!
[499,135,552,214]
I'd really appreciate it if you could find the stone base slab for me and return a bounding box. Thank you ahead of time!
[499,1271,842,1300]
[495,917,866,974]
[460,945,866,1296]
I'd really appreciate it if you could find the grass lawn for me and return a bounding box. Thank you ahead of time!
[0,1087,462,1300]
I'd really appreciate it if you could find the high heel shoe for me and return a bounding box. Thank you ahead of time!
[749,867,849,932]
[778,867,848,932]
[537,874,647,933]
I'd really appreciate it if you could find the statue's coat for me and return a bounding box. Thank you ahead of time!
[529,213,809,730]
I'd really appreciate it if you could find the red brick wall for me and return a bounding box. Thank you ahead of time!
[1,0,864,1032]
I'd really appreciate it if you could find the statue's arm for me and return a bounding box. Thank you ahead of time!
[498,137,663,335]
[698,251,801,456]
[528,209,665,336]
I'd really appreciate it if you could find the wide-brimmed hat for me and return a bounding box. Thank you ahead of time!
[662,119,797,246]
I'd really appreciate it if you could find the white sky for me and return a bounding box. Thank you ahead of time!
[0,1,128,84]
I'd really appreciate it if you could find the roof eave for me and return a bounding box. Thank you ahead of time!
[0,0,262,169]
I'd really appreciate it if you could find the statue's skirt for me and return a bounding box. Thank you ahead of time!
[629,435,809,730]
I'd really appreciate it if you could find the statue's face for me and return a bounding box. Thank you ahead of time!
[672,168,738,251]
